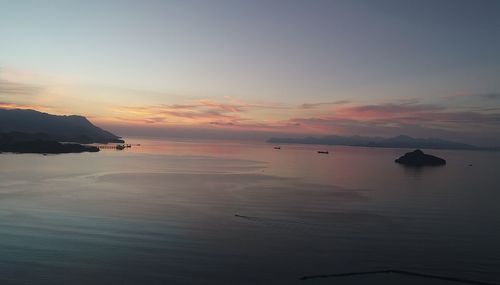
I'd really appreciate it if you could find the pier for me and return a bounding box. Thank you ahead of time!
[97,144,135,150]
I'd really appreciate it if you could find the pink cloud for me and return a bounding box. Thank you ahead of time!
[99,98,500,145]
[334,103,444,120]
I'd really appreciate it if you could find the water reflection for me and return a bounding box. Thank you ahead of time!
[0,138,499,284]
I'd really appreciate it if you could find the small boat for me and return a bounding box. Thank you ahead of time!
[274,146,281,150]
[317,150,329,154]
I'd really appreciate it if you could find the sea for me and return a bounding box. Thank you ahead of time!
[1,138,499,284]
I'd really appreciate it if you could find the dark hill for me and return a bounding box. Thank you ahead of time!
[0,108,123,144]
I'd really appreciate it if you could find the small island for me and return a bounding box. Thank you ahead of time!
[395,149,446,167]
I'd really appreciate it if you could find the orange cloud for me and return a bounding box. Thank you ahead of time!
[107,99,500,138]
[0,101,52,112]
[112,98,291,127]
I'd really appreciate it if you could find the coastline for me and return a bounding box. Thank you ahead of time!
[0,140,99,154]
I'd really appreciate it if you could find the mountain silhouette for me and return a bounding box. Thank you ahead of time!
[0,108,123,144]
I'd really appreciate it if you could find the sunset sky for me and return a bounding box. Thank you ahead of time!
[1,0,500,145]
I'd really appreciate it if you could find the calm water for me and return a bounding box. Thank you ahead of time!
[1,138,499,284]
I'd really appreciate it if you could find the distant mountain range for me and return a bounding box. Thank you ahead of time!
[268,134,497,150]
[0,108,122,144]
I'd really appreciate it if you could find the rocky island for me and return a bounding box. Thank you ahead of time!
[0,108,122,154]
[395,149,446,166]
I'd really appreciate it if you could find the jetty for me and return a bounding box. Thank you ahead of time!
[97,144,134,150]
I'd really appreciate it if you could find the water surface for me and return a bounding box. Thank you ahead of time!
[1,139,499,284]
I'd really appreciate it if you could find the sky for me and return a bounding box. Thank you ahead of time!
[1,0,500,145]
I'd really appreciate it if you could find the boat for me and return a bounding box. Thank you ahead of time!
[116,145,125,150]
[317,150,329,154]
[274,146,281,150]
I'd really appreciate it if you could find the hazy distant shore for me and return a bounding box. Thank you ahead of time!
[268,135,500,151]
